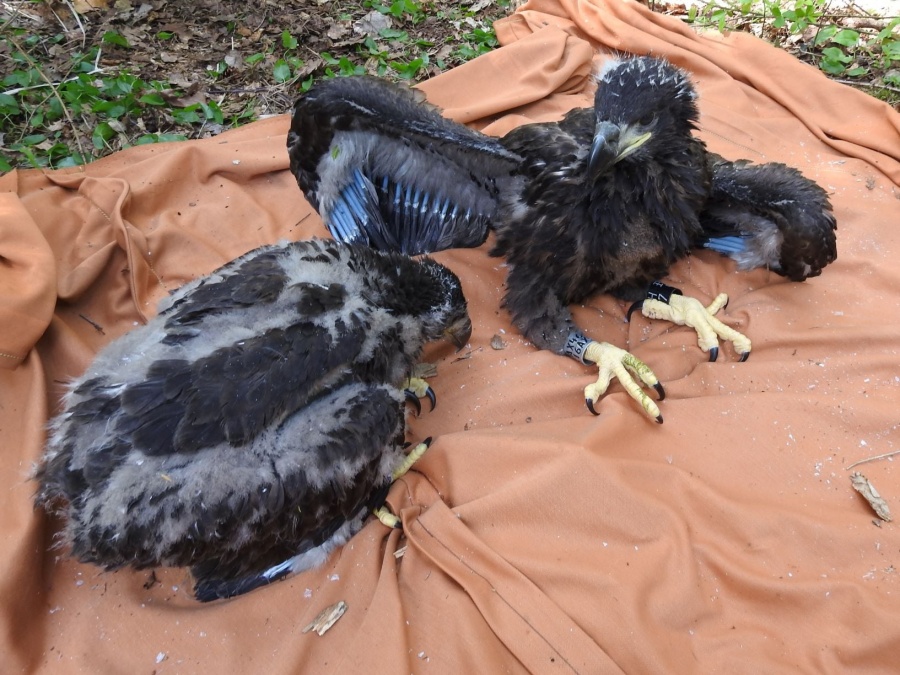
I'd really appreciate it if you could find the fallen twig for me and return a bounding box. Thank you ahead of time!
[845,449,900,470]
[832,79,900,95]
[302,601,348,636]
[78,313,105,335]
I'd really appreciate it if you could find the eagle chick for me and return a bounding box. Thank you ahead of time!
[491,57,835,419]
[35,238,472,601]
[287,60,836,420]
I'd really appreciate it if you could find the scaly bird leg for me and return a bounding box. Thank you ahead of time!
[635,285,751,362]
[373,438,433,529]
[402,376,436,416]
[580,340,665,423]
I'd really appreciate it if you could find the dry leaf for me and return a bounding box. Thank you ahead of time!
[353,11,392,36]
[393,545,408,559]
[326,23,349,41]
[302,601,348,636]
[71,0,110,13]
[850,472,892,522]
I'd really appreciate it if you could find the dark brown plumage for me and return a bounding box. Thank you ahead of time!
[287,59,836,419]
[491,57,835,417]
[35,238,471,601]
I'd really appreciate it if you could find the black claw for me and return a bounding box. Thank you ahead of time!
[739,351,750,363]
[422,436,433,447]
[655,414,664,424]
[708,346,719,363]
[626,299,643,322]
[404,389,421,416]
[653,382,666,401]
[425,387,436,412]
[585,398,600,416]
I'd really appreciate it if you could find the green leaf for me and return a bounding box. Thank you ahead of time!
[0,93,20,115]
[831,29,860,48]
[200,101,224,125]
[171,108,201,124]
[282,31,298,50]
[877,19,900,42]
[821,46,852,64]
[380,28,408,40]
[156,31,174,40]
[92,101,128,117]
[273,59,292,82]
[882,40,900,60]
[819,60,846,75]
[21,134,47,146]
[245,52,266,65]
[814,25,838,46]
[845,66,868,77]
[156,133,187,143]
[102,31,131,48]
[54,156,80,168]
[92,123,116,149]
[139,92,166,105]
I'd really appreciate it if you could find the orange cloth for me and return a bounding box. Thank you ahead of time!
[2,1,900,672]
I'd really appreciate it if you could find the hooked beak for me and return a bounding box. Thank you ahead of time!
[588,121,621,176]
[445,315,473,352]
[588,120,652,176]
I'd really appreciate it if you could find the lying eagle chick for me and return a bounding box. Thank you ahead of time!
[35,238,471,601]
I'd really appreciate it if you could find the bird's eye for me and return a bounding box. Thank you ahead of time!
[639,113,656,127]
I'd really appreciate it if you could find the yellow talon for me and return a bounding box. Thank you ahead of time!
[373,506,401,529]
[392,439,431,480]
[582,341,663,422]
[403,377,430,399]
[642,293,751,360]
[373,440,432,529]
[403,377,436,414]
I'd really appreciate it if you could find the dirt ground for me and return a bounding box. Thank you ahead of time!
[1,0,897,168]
[3,0,514,135]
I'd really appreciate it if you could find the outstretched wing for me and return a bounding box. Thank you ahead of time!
[698,156,837,280]
[288,76,521,255]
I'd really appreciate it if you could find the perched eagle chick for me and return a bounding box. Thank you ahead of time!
[35,238,472,601]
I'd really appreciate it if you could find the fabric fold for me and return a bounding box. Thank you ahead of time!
[0,174,57,369]
[3,1,900,672]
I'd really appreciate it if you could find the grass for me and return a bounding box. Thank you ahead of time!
[1,0,897,172]
[681,0,900,99]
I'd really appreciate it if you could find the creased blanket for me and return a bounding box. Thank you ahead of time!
[2,1,900,672]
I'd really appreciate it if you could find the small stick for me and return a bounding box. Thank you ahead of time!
[78,313,105,335]
[833,80,900,95]
[845,450,900,471]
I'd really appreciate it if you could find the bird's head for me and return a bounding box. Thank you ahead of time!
[418,259,472,351]
[588,57,699,178]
